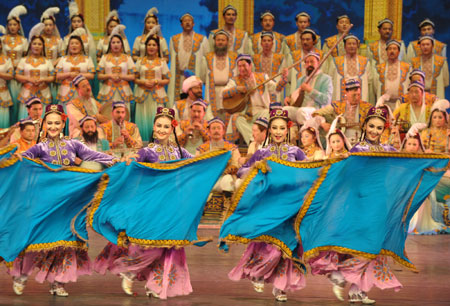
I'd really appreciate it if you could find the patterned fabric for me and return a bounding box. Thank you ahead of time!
[331,100,373,125]
[136,140,192,162]
[196,140,237,154]
[411,39,446,58]
[210,28,246,52]
[376,61,410,98]
[251,31,285,54]
[101,120,140,149]
[332,55,369,101]
[421,127,448,153]
[178,120,209,146]
[411,54,446,95]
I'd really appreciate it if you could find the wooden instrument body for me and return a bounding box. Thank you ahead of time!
[223,93,250,114]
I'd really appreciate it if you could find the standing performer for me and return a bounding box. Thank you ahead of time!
[230,108,307,302]
[2,5,28,123]
[97,10,131,63]
[40,7,63,67]
[97,35,135,110]
[282,12,321,55]
[251,11,285,54]
[0,34,14,128]
[208,5,250,54]
[132,8,169,62]
[134,35,170,141]
[406,18,447,62]
[15,31,54,120]
[168,13,209,105]
[10,104,116,297]
[56,35,95,105]
[309,106,401,304]
[62,1,96,63]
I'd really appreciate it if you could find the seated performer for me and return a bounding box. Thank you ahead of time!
[11,104,116,297]
[174,75,203,120]
[67,75,108,138]
[313,79,372,146]
[96,107,192,300]
[309,106,400,305]
[231,108,307,302]
[10,96,43,142]
[284,51,333,125]
[100,101,142,157]
[196,117,241,196]
[11,118,36,153]
[238,116,268,165]
[222,54,288,144]
[177,99,209,155]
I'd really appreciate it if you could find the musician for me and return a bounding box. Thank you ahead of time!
[406,18,447,62]
[10,118,36,153]
[313,79,372,146]
[327,34,372,102]
[67,75,107,138]
[393,81,433,134]
[168,13,209,105]
[410,35,449,98]
[76,115,109,152]
[198,30,237,119]
[284,51,332,126]
[222,54,288,144]
[100,101,142,155]
[282,12,321,55]
[174,75,203,121]
[177,99,209,154]
[367,18,406,67]
[373,40,411,109]
[208,5,249,54]
[250,11,284,54]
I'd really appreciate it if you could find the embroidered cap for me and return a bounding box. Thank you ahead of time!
[301,28,317,41]
[213,29,230,39]
[269,102,283,110]
[155,107,175,120]
[254,117,269,129]
[418,35,434,44]
[25,96,42,108]
[112,101,126,109]
[19,118,35,126]
[236,53,252,64]
[385,39,401,50]
[343,33,360,43]
[79,115,96,127]
[377,18,393,28]
[345,78,361,90]
[304,51,320,61]
[191,99,208,109]
[408,81,425,92]
[72,74,87,87]
[336,15,350,22]
[207,117,226,128]
[45,104,65,116]
[179,13,194,22]
[365,106,389,122]
[418,18,435,29]
[261,31,274,39]
[182,76,202,93]
[222,5,237,15]
[269,109,289,121]
[409,69,425,81]
[296,12,311,21]
[260,11,275,20]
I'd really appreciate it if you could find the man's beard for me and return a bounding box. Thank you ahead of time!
[306,67,314,76]
[214,45,228,56]
[83,130,99,144]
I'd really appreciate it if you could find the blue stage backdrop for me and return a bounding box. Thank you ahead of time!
[0,0,449,97]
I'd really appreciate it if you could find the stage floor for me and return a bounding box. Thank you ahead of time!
[1,229,449,305]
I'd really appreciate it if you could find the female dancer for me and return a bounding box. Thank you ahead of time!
[231,109,307,302]
[310,106,401,305]
[97,10,131,63]
[10,104,116,296]
[94,107,192,299]
[0,33,14,128]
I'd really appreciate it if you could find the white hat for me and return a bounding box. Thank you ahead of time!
[182,76,203,93]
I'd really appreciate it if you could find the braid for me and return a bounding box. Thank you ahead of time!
[173,129,184,158]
